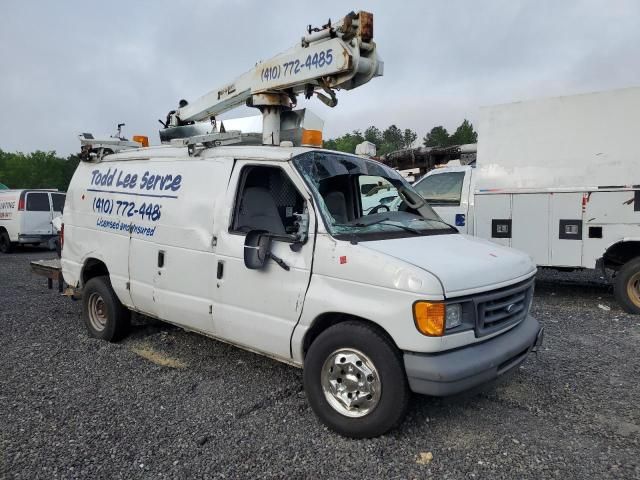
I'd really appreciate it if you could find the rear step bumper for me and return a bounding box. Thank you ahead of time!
[404,315,542,396]
[18,234,57,244]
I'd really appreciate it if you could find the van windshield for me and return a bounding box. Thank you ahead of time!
[292,151,456,241]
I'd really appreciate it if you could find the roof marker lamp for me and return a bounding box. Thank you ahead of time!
[301,129,322,147]
[413,302,462,336]
[133,135,149,147]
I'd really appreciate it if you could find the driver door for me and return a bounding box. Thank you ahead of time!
[212,160,316,361]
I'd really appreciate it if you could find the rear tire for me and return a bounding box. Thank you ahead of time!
[82,275,131,341]
[0,231,13,253]
[614,258,640,314]
[303,321,410,438]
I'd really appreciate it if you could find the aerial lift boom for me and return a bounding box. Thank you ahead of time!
[161,11,382,145]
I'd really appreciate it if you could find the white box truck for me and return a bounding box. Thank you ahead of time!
[0,189,66,253]
[412,86,640,313]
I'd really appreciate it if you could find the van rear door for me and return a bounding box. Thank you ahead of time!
[51,192,65,219]
[23,191,53,236]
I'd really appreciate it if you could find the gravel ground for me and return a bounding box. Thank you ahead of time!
[1,249,639,479]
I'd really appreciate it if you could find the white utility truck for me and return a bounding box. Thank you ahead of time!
[61,11,542,437]
[0,189,66,253]
[413,87,640,313]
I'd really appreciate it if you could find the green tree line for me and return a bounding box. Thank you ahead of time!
[0,119,477,189]
[323,119,477,154]
[0,149,79,191]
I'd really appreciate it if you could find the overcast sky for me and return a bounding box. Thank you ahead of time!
[1,0,639,156]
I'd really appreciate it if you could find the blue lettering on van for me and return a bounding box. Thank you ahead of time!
[95,217,157,237]
[93,197,162,221]
[90,168,182,195]
[140,171,182,191]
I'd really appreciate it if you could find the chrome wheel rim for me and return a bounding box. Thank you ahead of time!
[627,272,640,308]
[87,292,108,331]
[320,348,381,418]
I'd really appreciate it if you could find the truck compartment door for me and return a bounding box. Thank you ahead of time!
[550,192,583,266]
[582,190,640,269]
[475,193,512,248]
[512,194,550,265]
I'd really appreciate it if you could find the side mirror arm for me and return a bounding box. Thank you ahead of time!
[267,252,290,271]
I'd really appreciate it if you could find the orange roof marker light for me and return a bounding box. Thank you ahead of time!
[301,129,322,148]
[133,135,149,147]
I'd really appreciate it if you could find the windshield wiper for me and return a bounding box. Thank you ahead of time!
[353,217,422,234]
[378,222,422,234]
[412,217,458,231]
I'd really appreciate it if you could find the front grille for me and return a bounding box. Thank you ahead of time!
[474,278,534,337]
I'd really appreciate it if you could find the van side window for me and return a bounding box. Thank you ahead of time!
[26,192,51,212]
[231,166,304,237]
[414,172,466,206]
[52,194,66,213]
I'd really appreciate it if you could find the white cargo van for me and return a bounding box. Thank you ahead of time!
[61,144,543,437]
[0,189,66,253]
[413,86,640,313]
[61,9,543,437]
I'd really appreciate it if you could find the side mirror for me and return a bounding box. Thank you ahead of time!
[244,230,272,270]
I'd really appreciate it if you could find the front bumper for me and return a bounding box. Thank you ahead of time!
[404,315,542,396]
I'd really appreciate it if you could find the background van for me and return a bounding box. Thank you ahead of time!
[0,189,66,253]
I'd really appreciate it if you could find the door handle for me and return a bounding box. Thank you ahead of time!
[217,261,224,279]
[158,251,165,268]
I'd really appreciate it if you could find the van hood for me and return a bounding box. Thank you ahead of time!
[360,234,535,296]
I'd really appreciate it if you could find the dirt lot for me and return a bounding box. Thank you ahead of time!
[1,249,639,479]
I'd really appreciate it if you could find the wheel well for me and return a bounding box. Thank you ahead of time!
[603,241,640,269]
[0,226,7,234]
[81,258,109,285]
[302,313,399,359]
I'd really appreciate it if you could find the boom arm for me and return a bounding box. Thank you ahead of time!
[163,11,382,145]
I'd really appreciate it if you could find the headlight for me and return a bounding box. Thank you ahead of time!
[445,304,462,329]
[413,302,462,336]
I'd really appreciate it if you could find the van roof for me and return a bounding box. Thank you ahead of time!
[100,145,323,163]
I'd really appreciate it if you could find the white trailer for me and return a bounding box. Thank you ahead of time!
[412,86,640,313]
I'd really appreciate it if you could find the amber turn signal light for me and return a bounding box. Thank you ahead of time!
[133,135,149,147]
[413,301,445,336]
[301,129,322,147]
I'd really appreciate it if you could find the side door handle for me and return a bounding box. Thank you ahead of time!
[158,250,165,268]
[217,261,224,279]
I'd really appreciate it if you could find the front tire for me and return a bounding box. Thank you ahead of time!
[303,321,410,438]
[614,258,640,314]
[82,276,131,341]
[0,231,13,253]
